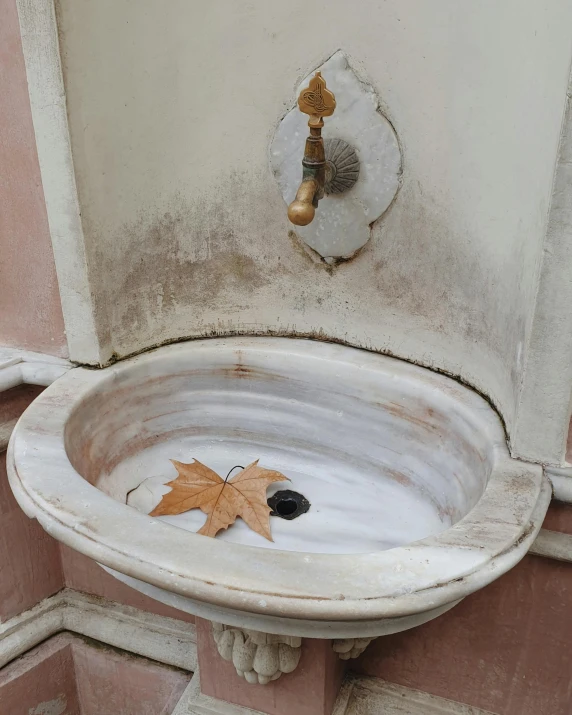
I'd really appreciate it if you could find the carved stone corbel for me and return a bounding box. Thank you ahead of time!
[211,622,302,685]
[332,637,376,660]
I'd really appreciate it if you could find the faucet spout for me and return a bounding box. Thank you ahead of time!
[287,73,336,227]
[288,178,319,226]
[288,125,326,226]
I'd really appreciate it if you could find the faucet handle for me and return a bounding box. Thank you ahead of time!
[297,72,336,127]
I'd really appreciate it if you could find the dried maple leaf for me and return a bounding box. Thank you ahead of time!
[149,459,288,540]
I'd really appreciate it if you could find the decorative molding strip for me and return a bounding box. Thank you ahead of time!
[0,592,495,714]
[172,672,496,715]
[522,470,572,562]
[173,672,271,715]
[546,468,572,503]
[0,348,71,451]
[64,590,197,672]
[334,675,498,715]
[528,529,572,563]
[0,348,70,393]
[0,591,63,669]
[0,589,197,672]
[16,0,108,365]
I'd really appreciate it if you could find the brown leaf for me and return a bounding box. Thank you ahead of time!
[149,459,288,540]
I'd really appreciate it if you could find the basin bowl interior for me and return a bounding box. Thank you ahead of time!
[64,339,496,555]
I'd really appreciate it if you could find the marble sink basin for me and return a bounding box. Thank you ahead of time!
[8,338,549,639]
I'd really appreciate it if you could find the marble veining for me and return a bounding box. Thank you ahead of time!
[7,338,550,639]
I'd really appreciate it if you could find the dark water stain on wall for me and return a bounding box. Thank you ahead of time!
[96,186,273,342]
[80,169,533,433]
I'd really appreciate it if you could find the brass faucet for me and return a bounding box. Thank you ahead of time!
[288,72,336,226]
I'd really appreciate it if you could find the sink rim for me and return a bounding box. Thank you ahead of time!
[7,337,550,627]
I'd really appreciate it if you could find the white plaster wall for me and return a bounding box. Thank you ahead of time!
[36,1,572,441]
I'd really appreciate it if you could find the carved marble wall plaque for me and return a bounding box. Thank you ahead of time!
[271,51,402,261]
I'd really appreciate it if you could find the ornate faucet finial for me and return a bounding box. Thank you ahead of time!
[298,72,336,126]
[287,73,336,226]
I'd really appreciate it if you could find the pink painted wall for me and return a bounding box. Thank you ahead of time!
[542,499,572,534]
[0,632,190,715]
[60,544,195,623]
[0,633,80,715]
[71,636,190,715]
[357,553,572,715]
[0,387,64,621]
[197,618,344,715]
[0,383,43,427]
[0,452,64,620]
[0,0,67,356]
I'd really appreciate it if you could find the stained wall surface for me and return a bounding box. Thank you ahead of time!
[0,0,67,356]
[47,0,572,440]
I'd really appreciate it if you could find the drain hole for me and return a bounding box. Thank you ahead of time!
[276,498,298,517]
[268,490,310,521]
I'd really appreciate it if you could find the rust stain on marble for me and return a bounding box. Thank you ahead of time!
[381,401,444,436]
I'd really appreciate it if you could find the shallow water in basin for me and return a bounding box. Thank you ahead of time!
[113,435,451,555]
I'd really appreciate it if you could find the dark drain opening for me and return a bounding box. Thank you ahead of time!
[268,490,310,521]
[275,498,298,517]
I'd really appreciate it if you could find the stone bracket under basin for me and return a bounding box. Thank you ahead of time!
[211,621,376,685]
[212,622,302,685]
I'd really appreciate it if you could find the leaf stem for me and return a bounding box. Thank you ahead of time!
[225,465,245,482]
